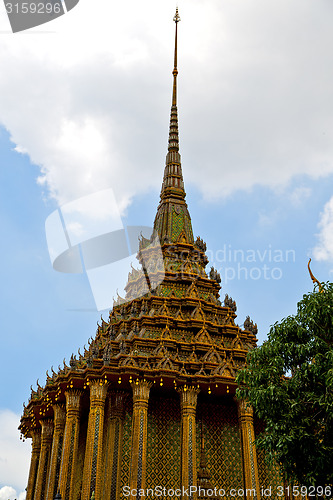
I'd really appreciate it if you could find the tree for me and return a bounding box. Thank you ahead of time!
[236,282,333,488]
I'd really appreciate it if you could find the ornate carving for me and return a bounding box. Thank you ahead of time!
[40,419,54,441]
[224,293,237,312]
[53,404,66,431]
[69,354,78,370]
[89,380,108,407]
[178,386,200,413]
[236,398,254,420]
[131,380,152,406]
[209,266,221,283]
[244,315,258,335]
[65,390,82,413]
[103,341,113,366]
[236,398,261,499]
[195,236,207,252]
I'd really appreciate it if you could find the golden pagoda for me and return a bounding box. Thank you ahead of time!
[20,10,283,500]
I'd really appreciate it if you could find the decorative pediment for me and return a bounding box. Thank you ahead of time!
[231,334,244,350]
[191,303,205,321]
[212,362,235,379]
[178,231,187,244]
[120,355,138,368]
[173,350,181,362]
[156,357,175,371]
[195,326,213,344]
[128,322,139,340]
[161,324,171,339]
[189,348,198,362]
[175,306,185,320]
[158,301,170,317]
[208,293,217,305]
[138,327,146,338]
[183,257,193,274]
[186,282,199,299]
[203,348,222,365]
[154,343,168,356]
[140,360,151,370]
[196,364,207,376]
[179,363,188,375]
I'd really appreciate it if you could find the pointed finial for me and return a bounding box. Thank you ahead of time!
[172,8,180,107]
[153,6,194,242]
[165,7,182,159]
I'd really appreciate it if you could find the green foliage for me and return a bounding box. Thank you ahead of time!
[236,282,333,487]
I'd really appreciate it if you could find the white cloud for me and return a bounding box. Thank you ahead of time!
[313,196,333,261]
[0,0,333,211]
[0,487,16,500]
[0,486,26,500]
[289,187,312,207]
[0,410,30,493]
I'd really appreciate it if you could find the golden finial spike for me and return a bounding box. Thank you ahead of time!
[308,258,323,292]
[173,6,180,23]
[166,8,181,156]
[172,8,180,107]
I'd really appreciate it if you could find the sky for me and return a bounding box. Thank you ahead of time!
[1,0,333,495]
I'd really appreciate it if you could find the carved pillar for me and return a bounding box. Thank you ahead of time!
[236,399,261,500]
[45,404,66,500]
[81,380,108,500]
[26,429,41,500]
[178,386,200,499]
[129,380,152,498]
[104,391,128,500]
[34,419,54,500]
[59,389,83,500]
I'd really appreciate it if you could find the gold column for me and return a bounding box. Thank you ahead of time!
[81,380,108,500]
[34,419,54,500]
[26,428,41,500]
[178,386,200,499]
[104,391,128,500]
[59,389,83,500]
[45,404,66,500]
[237,399,261,500]
[129,380,152,498]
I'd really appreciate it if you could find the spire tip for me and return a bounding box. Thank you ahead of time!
[173,7,181,23]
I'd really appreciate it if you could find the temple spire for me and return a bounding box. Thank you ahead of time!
[172,8,180,108]
[167,8,181,156]
[153,9,194,244]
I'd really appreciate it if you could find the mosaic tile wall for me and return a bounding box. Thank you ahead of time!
[120,397,133,497]
[254,417,283,499]
[74,415,88,500]
[146,394,181,495]
[196,395,244,491]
